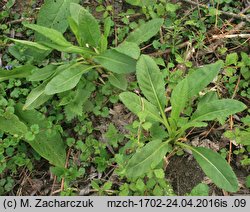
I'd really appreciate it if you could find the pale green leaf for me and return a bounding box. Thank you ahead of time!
[189,183,209,196]
[68,16,80,44]
[108,73,128,90]
[225,53,238,66]
[28,65,57,82]
[179,121,208,134]
[29,132,65,167]
[36,0,80,41]
[126,18,164,45]
[24,82,51,110]
[15,104,66,167]
[70,3,83,24]
[70,3,101,47]
[191,99,247,122]
[136,55,166,111]
[78,6,101,47]
[40,41,94,55]
[45,64,93,95]
[192,147,238,192]
[187,60,224,98]
[24,23,73,47]
[198,92,218,107]
[170,61,223,121]
[114,41,140,59]
[0,65,34,82]
[126,140,170,178]
[170,78,188,121]
[119,92,163,123]
[126,0,157,6]
[0,114,28,136]
[94,49,136,74]
[9,38,50,51]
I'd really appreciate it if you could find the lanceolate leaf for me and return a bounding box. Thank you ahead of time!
[70,3,101,47]
[9,39,50,51]
[24,82,51,110]
[187,60,224,98]
[170,61,223,121]
[45,64,93,95]
[126,18,164,45]
[191,99,247,122]
[179,121,208,135]
[78,6,101,47]
[0,114,28,136]
[15,104,66,167]
[191,147,239,192]
[126,140,170,178]
[119,92,163,123]
[94,49,136,74]
[170,78,188,121]
[28,64,58,82]
[0,65,34,82]
[114,42,140,59]
[68,16,81,45]
[136,55,166,111]
[24,24,72,47]
[108,73,128,91]
[36,0,80,41]
[126,0,156,6]
[29,132,66,168]
[40,41,94,55]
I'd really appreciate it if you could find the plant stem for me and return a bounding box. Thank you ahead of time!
[175,141,193,150]
[160,109,172,136]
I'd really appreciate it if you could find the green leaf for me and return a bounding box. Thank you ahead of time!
[135,179,145,191]
[0,114,28,136]
[154,169,165,179]
[70,3,101,47]
[77,4,101,47]
[179,121,208,133]
[225,53,238,66]
[246,175,250,188]
[24,23,72,47]
[191,99,247,122]
[40,41,93,55]
[187,60,224,98]
[103,181,112,190]
[28,65,58,82]
[198,92,218,108]
[170,61,223,121]
[126,0,157,6]
[108,73,128,91]
[125,140,170,178]
[36,0,80,41]
[126,18,164,45]
[119,92,163,123]
[24,82,51,110]
[136,55,166,111]
[15,104,66,167]
[189,183,209,196]
[99,35,108,53]
[68,16,81,44]
[170,78,188,121]
[103,17,112,38]
[0,65,34,82]
[45,64,93,95]
[94,49,136,74]
[114,42,140,59]
[9,38,50,51]
[192,147,238,192]
[8,43,49,64]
